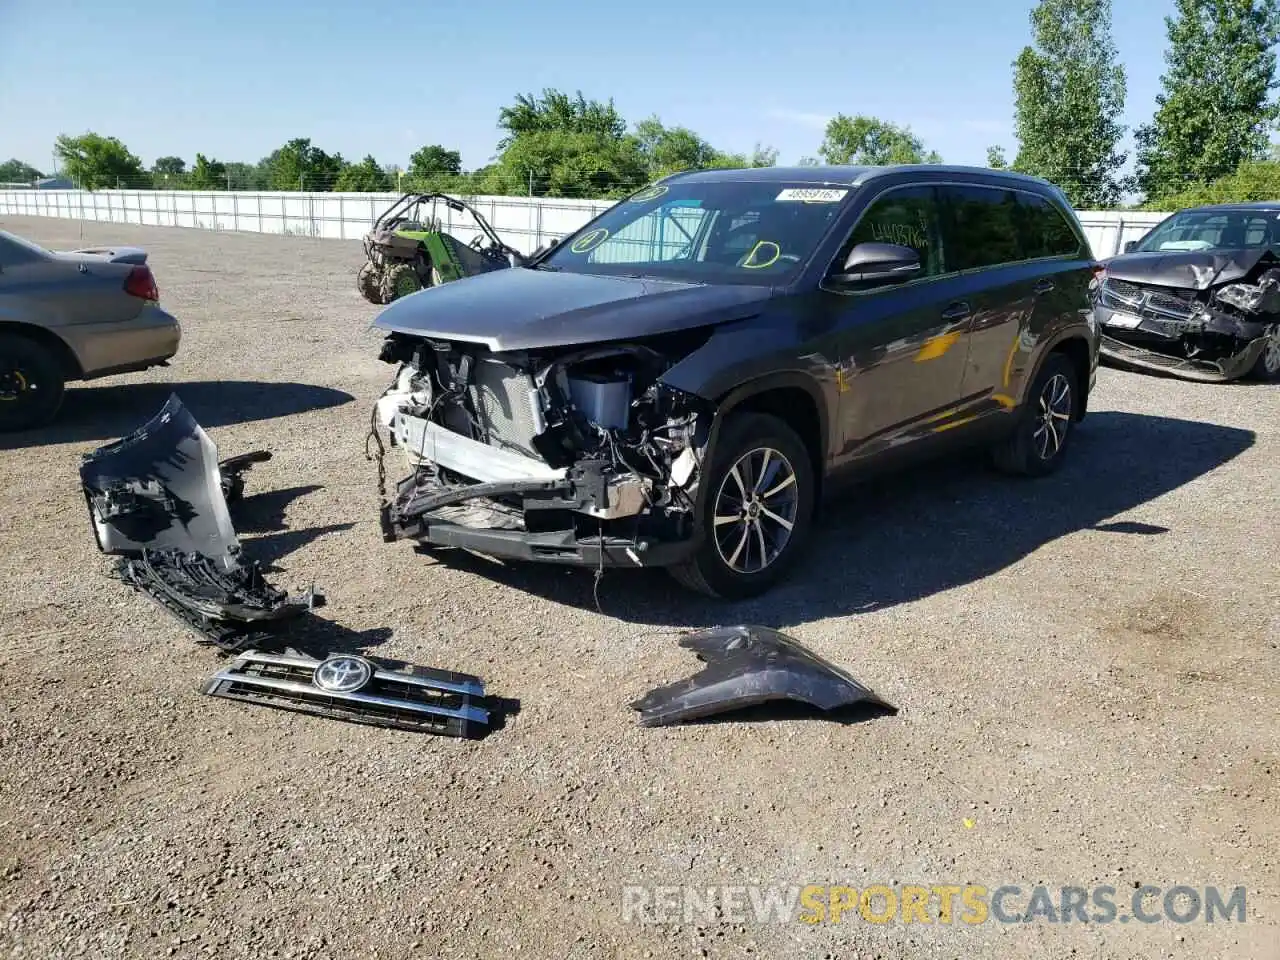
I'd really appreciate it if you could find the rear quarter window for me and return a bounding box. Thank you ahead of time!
[1015,194,1083,259]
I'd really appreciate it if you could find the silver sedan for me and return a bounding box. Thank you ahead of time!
[0,229,180,431]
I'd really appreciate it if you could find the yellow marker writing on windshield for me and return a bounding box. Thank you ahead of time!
[741,240,781,269]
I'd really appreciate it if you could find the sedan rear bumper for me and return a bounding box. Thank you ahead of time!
[68,303,181,380]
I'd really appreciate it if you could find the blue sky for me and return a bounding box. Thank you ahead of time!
[0,0,1176,175]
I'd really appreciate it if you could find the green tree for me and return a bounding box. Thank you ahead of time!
[634,116,722,175]
[818,115,942,165]
[152,156,186,176]
[493,130,647,197]
[408,144,462,179]
[1011,0,1128,208]
[0,159,43,183]
[1134,0,1280,203]
[497,89,627,149]
[335,155,391,191]
[223,161,267,191]
[53,133,148,189]
[265,138,345,191]
[987,145,1008,169]
[151,155,188,189]
[1151,158,1280,208]
[189,153,228,189]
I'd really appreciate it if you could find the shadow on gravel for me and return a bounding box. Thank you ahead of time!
[232,485,323,533]
[418,411,1256,629]
[0,380,354,451]
[250,523,357,569]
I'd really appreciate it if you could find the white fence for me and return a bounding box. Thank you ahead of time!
[0,188,1169,259]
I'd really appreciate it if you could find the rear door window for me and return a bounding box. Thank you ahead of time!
[939,185,1022,272]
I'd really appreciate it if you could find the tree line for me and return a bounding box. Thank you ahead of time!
[3,0,1278,210]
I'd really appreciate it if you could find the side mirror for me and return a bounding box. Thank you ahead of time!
[1122,240,1138,254]
[829,242,922,287]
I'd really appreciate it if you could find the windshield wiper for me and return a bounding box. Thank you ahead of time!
[531,262,562,271]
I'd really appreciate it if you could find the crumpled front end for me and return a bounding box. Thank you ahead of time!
[1093,253,1280,382]
[372,331,716,568]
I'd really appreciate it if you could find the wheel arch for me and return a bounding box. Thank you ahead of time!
[707,371,829,505]
[0,321,83,379]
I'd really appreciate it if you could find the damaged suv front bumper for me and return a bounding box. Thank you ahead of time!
[379,464,699,568]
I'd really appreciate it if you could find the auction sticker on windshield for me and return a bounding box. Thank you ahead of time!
[776,188,848,203]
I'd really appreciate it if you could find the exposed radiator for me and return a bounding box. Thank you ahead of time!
[469,359,542,457]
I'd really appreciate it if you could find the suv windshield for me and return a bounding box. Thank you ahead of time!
[1135,208,1280,253]
[538,180,852,284]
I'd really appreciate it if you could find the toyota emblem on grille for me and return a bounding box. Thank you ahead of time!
[313,655,373,693]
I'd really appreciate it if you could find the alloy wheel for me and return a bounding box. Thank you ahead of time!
[1263,324,1280,376]
[1033,373,1072,461]
[712,446,800,574]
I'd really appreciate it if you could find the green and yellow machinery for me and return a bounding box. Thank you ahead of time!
[357,193,524,304]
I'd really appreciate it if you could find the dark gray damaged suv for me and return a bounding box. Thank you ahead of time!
[372,164,1100,598]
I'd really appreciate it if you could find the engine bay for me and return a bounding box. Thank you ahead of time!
[372,329,716,552]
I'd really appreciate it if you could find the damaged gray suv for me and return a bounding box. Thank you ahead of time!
[372,165,1099,598]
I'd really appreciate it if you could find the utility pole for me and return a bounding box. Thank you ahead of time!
[226,170,232,190]
[528,169,533,196]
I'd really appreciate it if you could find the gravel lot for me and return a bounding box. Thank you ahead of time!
[1,215,1277,960]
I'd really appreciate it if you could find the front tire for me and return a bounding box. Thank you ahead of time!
[0,334,67,432]
[357,262,385,304]
[1249,323,1280,381]
[991,351,1077,477]
[670,412,815,599]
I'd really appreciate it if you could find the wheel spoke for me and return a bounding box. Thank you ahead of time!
[761,506,794,531]
[754,449,773,492]
[713,513,740,527]
[727,525,750,568]
[762,473,797,499]
[730,464,748,501]
[752,520,768,569]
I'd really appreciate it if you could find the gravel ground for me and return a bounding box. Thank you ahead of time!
[0,216,1277,960]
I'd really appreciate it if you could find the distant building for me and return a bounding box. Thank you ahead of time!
[0,176,74,190]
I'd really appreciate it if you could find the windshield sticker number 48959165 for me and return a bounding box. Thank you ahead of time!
[776,188,848,203]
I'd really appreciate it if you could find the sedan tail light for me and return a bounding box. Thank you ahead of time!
[124,265,159,302]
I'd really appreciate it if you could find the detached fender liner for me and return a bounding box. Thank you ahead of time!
[631,625,896,727]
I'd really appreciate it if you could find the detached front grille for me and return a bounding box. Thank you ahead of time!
[202,650,492,736]
[469,360,541,458]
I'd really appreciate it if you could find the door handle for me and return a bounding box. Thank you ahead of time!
[1034,278,1055,294]
[940,302,971,321]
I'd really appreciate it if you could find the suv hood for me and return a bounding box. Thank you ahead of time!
[1104,248,1271,290]
[372,266,774,352]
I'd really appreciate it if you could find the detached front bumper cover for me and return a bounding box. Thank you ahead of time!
[79,394,316,652]
[631,625,896,727]
[80,394,511,737]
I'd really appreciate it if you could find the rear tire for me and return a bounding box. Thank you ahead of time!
[669,412,815,599]
[991,351,1077,477]
[357,262,385,304]
[0,334,66,432]
[382,263,422,303]
[1248,323,1280,381]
